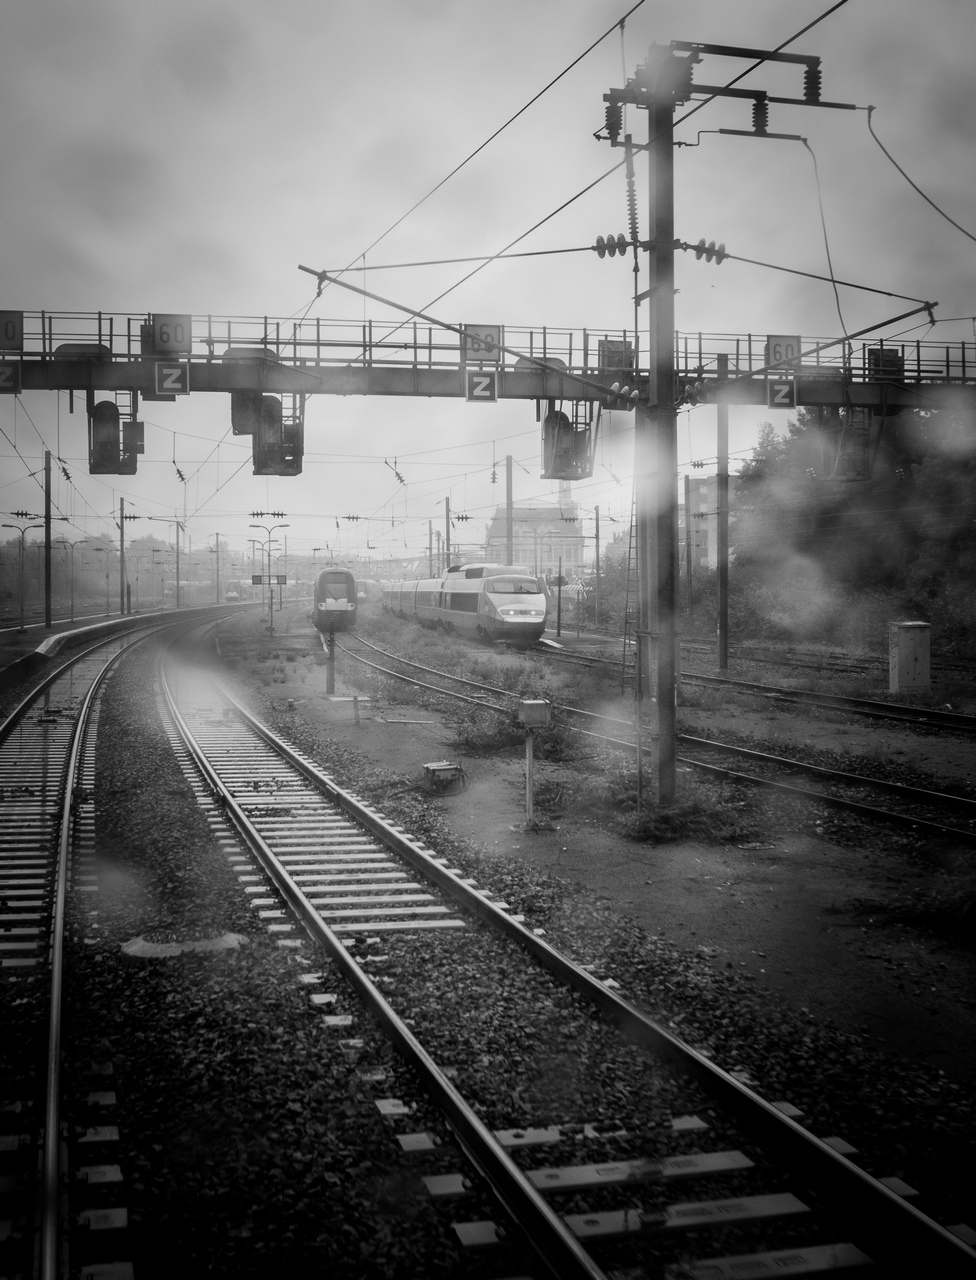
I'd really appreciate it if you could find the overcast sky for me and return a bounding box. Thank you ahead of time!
[1,0,973,569]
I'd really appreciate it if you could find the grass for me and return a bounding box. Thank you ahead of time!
[353,607,598,759]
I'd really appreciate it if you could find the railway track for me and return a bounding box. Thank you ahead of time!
[681,672,976,734]
[157,635,976,1278]
[336,631,976,848]
[0,625,177,1280]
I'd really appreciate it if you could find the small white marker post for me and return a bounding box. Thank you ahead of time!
[518,700,551,827]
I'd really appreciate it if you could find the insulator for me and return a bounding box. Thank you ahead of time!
[695,238,707,260]
[714,243,727,265]
[605,101,622,143]
[615,233,628,257]
[623,135,639,250]
[595,235,607,259]
[752,97,769,136]
[606,233,619,258]
[804,61,822,104]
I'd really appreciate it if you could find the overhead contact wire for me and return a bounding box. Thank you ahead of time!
[866,106,976,245]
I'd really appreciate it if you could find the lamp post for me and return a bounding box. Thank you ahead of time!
[147,519,183,608]
[55,538,89,622]
[250,523,289,635]
[210,533,221,604]
[2,523,44,632]
[132,555,156,612]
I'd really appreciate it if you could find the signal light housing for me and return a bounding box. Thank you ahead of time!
[88,401,121,474]
[251,396,303,476]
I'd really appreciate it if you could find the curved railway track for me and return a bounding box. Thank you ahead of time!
[540,637,973,716]
[157,634,976,1278]
[0,625,179,1280]
[681,672,976,734]
[337,632,976,848]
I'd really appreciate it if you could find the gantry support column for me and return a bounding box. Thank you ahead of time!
[636,59,679,805]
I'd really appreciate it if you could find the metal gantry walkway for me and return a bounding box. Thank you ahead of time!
[2,309,975,409]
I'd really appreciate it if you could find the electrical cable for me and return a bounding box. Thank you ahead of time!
[301,0,855,359]
[9,397,72,520]
[318,238,929,306]
[802,139,847,337]
[298,0,649,322]
[866,107,976,245]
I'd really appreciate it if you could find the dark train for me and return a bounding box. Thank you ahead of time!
[310,566,358,633]
[382,563,548,644]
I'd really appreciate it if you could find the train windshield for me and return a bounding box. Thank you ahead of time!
[486,577,542,595]
[320,576,349,599]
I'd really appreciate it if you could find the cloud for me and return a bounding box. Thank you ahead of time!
[152,8,252,105]
[47,137,162,228]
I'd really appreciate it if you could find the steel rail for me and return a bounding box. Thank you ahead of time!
[334,636,510,715]
[679,754,976,849]
[678,734,976,817]
[0,628,160,741]
[40,638,136,1280]
[683,671,976,733]
[160,658,610,1280]
[341,632,515,700]
[341,636,976,842]
[203,671,976,1276]
[342,633,635,728]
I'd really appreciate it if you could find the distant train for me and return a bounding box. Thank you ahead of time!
[383,563,548,644]
[310,566,358,633]
[225,579,247,603]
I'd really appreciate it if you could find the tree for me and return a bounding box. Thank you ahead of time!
[731,406,976,651]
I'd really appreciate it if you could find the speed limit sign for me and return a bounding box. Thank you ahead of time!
[461,324,502,363]
[766,334,802,368]
[152,313,192,355]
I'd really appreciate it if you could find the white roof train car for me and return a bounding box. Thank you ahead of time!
[382,563,548,645]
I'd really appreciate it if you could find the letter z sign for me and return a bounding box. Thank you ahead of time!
[767,378,795,409]
[465,368,497,402]
[155,361,191,395]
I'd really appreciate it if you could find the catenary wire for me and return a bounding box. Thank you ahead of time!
[294,0,649,324]
[303,0,854,355]
[866,106,976,245]
[315,239,929,305]
[802,139,847,336]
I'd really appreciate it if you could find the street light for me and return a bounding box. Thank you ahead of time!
[209,533,221,604]
[147,518,184,607]
[55,538,89,623]
[250,523,289,636]
[132,555,157,612]
[2,522,44,632]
